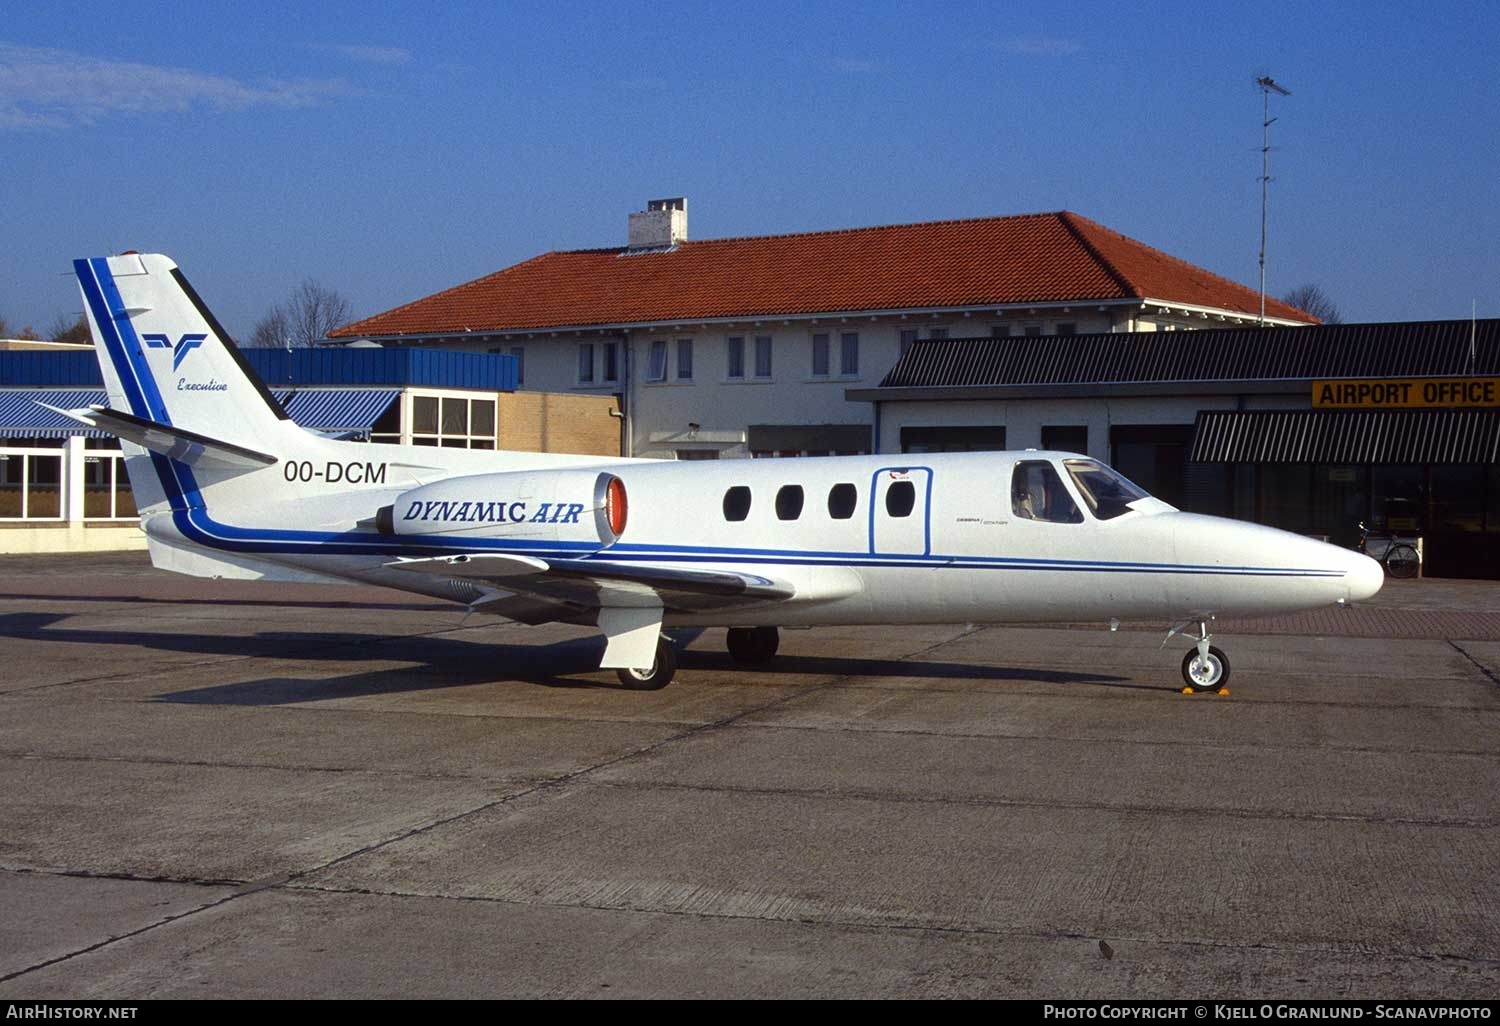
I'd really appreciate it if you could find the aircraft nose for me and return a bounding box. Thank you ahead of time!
[1343,550,1385,602]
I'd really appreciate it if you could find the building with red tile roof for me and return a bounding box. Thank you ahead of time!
[331,201,1315,459]
[334,208,1313,339]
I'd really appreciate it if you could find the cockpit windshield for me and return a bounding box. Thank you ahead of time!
[1063,459,1151,520]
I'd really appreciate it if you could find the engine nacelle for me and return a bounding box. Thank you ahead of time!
[376,468,627,546]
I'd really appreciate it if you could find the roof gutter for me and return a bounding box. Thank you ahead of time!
[846,378,1311,403]
[334,298,1152,342]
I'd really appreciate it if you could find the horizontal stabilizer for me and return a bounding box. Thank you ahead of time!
[41,403,278,471]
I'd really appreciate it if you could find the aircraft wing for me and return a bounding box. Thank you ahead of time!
[387,552,795,612]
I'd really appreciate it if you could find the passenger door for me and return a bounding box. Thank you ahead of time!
[869,467,932,556]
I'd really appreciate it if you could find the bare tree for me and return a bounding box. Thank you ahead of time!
[249,305,292,349]
[1281,283,1343,324]
[249,279,354,348]
[1,314,43,340]
[48,313,91,345]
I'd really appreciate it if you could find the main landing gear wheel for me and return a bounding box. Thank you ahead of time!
[617,635,677,691]
[726,626,780,664]
[1181,645,1230,692]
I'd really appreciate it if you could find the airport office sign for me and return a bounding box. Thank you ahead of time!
[1313,377,1500,409]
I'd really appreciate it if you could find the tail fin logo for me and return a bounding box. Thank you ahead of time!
[143,333,208,371]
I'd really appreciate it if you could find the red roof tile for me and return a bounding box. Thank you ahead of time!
[331,211,1315,338]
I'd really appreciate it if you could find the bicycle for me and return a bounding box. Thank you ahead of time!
[1357,522,1421,579]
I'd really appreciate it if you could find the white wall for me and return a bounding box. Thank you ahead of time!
[473,310,1120,458]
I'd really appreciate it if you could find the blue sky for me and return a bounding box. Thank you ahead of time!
[3,0,1497,338]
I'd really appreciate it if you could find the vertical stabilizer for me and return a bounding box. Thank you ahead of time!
[75,253,297,451]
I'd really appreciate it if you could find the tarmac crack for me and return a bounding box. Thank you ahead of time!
[711,717,1500,757]
[1449,640,1500,693]
[574,777,1499,829]
[0,630,977,985]
[0,882,247,987]
[273,878,1500,974]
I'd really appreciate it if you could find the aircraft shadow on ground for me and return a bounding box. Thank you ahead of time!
[0,592,444,612]
[0,615,1138,704]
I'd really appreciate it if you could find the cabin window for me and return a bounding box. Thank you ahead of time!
[1011,461,1083,524]
[775,485,805,521]
[723,486,752,521]
[886,480,916,518]
[827,483,857,519]
[1065,459,1149,520]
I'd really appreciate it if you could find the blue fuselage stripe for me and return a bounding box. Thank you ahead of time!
[157,507,1343,580]
[77,258,205,512]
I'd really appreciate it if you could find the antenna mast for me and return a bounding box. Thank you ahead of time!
[1257,75,1291,325]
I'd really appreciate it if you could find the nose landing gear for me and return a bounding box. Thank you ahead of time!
[1164,619,1231,694]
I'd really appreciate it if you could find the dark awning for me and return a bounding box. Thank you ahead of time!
[1190,409,1500,464]
[747,423,872,454]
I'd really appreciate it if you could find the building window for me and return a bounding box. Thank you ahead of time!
[1042,425,1088,455]
[840,332,859,376]
[602,342,619,384]
[577,344,594,383]
[928,328,949,340]
[675,449,718,460]
[647,340,668,382]
[812,333,830,376]
[676,339,693,380]
[775,485,805,521]
[990,325,1011,338]
[727,337,745,379]
[1023,324,1043,337]
[411,394,497,449]
[899,329,918,355]
[900,425,1006,453]
[1056,322,1077,336]
[0,447,64,520]
[754,336,773,379]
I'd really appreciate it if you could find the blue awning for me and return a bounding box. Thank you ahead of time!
[0,390,110,437]
[271,389,400,433]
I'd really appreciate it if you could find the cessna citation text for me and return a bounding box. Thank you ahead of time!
[59,253,1384,692]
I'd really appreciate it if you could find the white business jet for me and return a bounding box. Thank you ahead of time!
[57,253,1383,692]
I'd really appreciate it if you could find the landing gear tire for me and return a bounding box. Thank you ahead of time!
[617,636,677,691]
[1181,646,1230,692]
[726,626,780,664]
